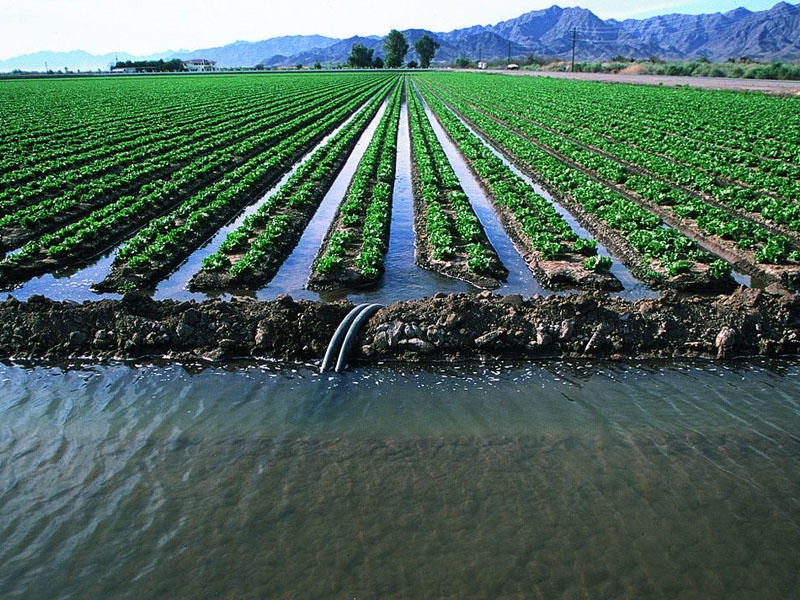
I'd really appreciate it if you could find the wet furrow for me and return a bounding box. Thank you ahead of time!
[347,95,471,305]
[256,100,392,301]
[417,87,546,298]
[418,82,656,301]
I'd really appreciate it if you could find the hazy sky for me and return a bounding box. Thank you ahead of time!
[0,0,789,59]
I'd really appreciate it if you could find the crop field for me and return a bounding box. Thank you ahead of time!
[1,71,799,299]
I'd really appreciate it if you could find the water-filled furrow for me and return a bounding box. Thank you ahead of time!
[342,97,471,305]
[2,251,121,302]
[433,92,656,300]
[418,90,546,298]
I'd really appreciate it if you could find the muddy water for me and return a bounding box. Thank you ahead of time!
[1,359,798,599]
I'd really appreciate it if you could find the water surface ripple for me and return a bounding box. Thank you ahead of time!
[1,360,798,599]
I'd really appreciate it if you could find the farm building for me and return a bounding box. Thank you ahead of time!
[183,59,217,72]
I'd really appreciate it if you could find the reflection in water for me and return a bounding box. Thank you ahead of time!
[1,359,799,599]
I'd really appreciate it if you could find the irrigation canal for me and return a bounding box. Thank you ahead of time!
[2,359,798,598]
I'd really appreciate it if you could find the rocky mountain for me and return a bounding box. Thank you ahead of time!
[261,36,380,68]
[617,2,800,60]
[182,35,340,68]
[1,2,798,72]
[265,1,800,66]
[0,50,175,73]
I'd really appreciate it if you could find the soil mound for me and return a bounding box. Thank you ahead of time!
[1,288,797,363]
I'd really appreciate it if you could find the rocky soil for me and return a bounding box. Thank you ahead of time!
[1,287,798,364]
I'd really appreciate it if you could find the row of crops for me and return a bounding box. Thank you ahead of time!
[414,72,800,290]
[1,71,798,298]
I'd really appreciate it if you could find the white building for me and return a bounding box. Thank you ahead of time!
[183,59,217,72]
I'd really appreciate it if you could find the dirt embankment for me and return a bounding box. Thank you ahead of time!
[1,288,798,363]
[499,70,800,96]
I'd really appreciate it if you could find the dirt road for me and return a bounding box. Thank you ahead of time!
[484,69,800,95]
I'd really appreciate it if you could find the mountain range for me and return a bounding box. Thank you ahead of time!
[1,2,798,72]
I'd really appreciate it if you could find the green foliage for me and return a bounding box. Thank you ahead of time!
[414,35,440,69]
[348,43,374,69]
[112,59,186,72]
[413,71,797,285]
[583,255,613,273]
[708,259,732,280]
[417,83,583,268]
[201,253,231,273]
[384,30,409,69]
[310,81,402,283]
[210,77,400,289]
[572,238,598,257]
[407,83,503,280]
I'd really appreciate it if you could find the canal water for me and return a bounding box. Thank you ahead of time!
[1,358,798,599]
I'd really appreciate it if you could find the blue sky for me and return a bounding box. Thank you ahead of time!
[0,0,789,59]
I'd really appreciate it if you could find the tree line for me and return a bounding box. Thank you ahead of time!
[112,59,186,72]
[348,31,439,69]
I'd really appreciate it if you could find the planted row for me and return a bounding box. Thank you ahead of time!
[416,81,622,291]
[308,80,403,288]
[407,83,506,288]
[189,79,400,291]
[427,81,733,290]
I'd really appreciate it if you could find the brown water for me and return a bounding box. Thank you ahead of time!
[1,359,798,599]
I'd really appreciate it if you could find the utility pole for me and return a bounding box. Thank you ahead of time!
[507,41,511,65]
[571,28,577,72]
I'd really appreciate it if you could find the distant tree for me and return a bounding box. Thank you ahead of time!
[454,57,472,68]
[407,60,418,69]
[384,29,409,68]
[348,43,374,68]
[296,63,303,69]
[373,56,384,69]
[313,61,322,69]
[112,59,185,72]
[414,34,440,68]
